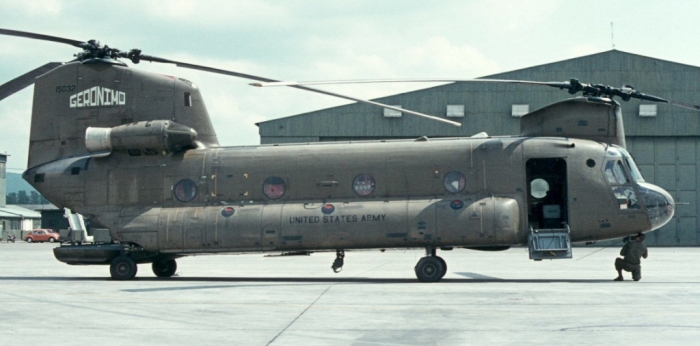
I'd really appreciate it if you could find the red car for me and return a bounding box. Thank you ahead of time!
[24,229,59,243]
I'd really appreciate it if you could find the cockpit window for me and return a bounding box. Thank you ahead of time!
[603,160,629,184]
[604,147,641,210]
[618,148,645,182]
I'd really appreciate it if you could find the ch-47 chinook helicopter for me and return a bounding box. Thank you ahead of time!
[0,29,684,282]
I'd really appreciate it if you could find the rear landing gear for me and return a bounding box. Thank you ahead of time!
[331,250,345,273]
[414,248,447,282]
[152,259,177,278]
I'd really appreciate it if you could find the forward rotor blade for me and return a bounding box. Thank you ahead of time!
[0,28,86,48]
[137,55,462,127]
[0,62,63,101]
[666,99,700,111]
[250,78,571,89]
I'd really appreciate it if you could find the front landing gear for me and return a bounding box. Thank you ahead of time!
[414,248,447,282]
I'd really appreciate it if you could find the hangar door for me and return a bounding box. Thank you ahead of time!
[627,137,698,246]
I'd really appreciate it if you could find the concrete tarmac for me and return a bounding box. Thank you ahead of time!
[1,242,700,345]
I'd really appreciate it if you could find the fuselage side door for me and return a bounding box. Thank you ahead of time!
[526,158,568,230]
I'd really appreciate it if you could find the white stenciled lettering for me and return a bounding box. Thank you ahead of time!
[69,86,126,108]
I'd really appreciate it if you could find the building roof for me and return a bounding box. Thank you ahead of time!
[14,204,59,212]
[257,49,700,142]
[0,205,41,219]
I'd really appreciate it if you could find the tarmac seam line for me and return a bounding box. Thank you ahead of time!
[265,285,333,345]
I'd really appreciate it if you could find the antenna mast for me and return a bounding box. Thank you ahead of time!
[611,22,615,49]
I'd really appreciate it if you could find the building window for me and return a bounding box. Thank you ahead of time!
[446,105,465,118]
[383,106,402,118]
[512,104,529,117]
[0,161,5,179]
[639,104,657,117]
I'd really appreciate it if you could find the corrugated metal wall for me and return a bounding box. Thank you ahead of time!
[628,137,698,245]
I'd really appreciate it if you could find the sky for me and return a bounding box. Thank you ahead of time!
[1,0,700,171]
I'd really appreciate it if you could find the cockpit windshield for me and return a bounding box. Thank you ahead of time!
[605,147,644,183]
[604,147,642,210]
[618,148,645,182]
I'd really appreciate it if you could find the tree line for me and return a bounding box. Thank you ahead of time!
[6,190,50,205]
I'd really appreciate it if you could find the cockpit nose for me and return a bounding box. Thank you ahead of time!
[637,182,675,231]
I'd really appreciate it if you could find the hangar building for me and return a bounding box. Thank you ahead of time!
[257,50,700,246]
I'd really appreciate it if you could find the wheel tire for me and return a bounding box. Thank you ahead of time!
[414,256,445,283]
[435,256,448,279]
[26,238,33,243]
[152,259,177,278]
[48,237,55,243]
[110,256,138,280]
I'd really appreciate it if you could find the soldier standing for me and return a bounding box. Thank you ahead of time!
[614,233,648,281]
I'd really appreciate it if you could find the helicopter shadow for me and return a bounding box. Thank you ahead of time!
[0,275,619,284]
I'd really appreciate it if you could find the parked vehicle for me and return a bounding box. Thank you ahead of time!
[6,235,16,243]
[24,229,59,243]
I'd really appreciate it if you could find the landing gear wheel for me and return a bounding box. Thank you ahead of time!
[414,256,445,283]
[435,256,447,279]
[110,255,138,280]
[152,259,177,278]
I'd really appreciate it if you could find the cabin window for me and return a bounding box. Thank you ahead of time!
[173,179,197,202]
[530,178,549,198]
[263,177,286,199]
[184,92,192,107]
[352,174,376,196]
[443,171,466,193]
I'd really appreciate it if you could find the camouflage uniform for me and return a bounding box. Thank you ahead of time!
[614,240,648,281]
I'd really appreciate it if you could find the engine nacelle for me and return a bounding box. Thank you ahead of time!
[86,120,198,154]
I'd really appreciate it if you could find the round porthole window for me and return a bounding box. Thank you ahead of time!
[263,177,287,199]
[173,179,197,202]
[352,174,376,196]
[443,171,466,193]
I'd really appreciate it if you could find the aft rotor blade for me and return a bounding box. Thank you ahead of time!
[0,28,86,48]
[137,55,462,127]
[0,62,62,101]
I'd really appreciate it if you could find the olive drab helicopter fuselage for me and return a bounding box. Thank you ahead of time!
[0,29,678,281]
